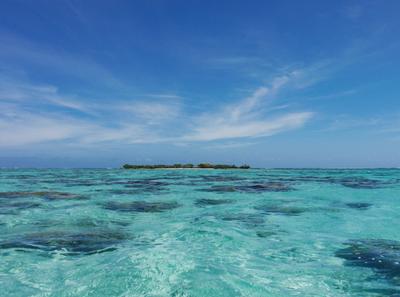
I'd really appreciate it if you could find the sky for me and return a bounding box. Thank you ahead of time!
[0,0,399,168]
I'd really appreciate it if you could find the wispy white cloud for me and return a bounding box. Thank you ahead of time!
[207,56,265,68]
[81,124,161,144]
[0,104,166,147]
[0,64,317,147]
[204,141,258,150]
[121,101,181,124]
[0,73,186,146]
[324,113,400,134]
[0,111,87,146]
[0,70,316,147]
[0,74,184,127]
[182,73,314,141]
[0,79,91,113]
[183,112,313,141]
[305,89,358,101]
[144,94,182,99]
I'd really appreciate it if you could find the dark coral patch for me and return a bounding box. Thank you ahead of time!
[195,175,245,182]
[0,201,41,214]
[236,182,293,192]
[91,178,171,193]
[123,180,170,187]
[346,202,373,210]
[37,191,89,200]
[256,231,277,238]
[0,191,35,199]
[221,213,265,226]
[253,174,392,189]
[108,189,138,195]
[0,230,128,255]
[335,239,400,279]
[0,191,88,200]
[198,186,236,193]
[199,182,293,193]
[255,204,306,216]
[338,178,384,189]
[103,201,180,213]
[194,198,234,207]
[122,180,170,193]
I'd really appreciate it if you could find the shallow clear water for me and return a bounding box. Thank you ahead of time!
[1,168,400,296]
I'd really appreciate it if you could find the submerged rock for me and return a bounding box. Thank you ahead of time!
[359,288,400,296]
[346,202,373,210]
[199,182,293,193]
[255,175,392,189]
[108,189,139,195]
[236,182,293,192]
[256,231,277,238]
[89,178,170,193]
[0,229,128,255]
[0,201,41,214]
[221,213,265,226]
[194,198,234,207]
[31,218,131,228]
[0,191,36,199]
[0,191,88,200]
[255,204,306,216]
[124,180,169,187]
[122,180,170,193]
[338,178,385,189]
[335,239,400,279]
[103,201,180,213]
[37,191,88,200]
[195,175,245,182]
[198,185,237,193]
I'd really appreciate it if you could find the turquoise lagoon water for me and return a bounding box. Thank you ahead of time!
[1,168,400,296]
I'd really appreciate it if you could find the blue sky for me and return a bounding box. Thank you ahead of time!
[0,0,399,168]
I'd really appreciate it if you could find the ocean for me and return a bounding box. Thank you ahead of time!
[1,168,400,296]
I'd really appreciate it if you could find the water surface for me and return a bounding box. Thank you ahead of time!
[1,168,400,296]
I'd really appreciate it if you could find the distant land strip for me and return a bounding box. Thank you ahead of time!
[122,163,250,169]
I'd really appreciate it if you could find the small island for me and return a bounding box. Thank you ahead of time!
[122,163,250,169]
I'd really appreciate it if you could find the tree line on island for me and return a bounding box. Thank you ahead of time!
[122,163,250,169]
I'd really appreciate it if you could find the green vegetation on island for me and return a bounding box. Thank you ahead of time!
[122,163,250,169]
